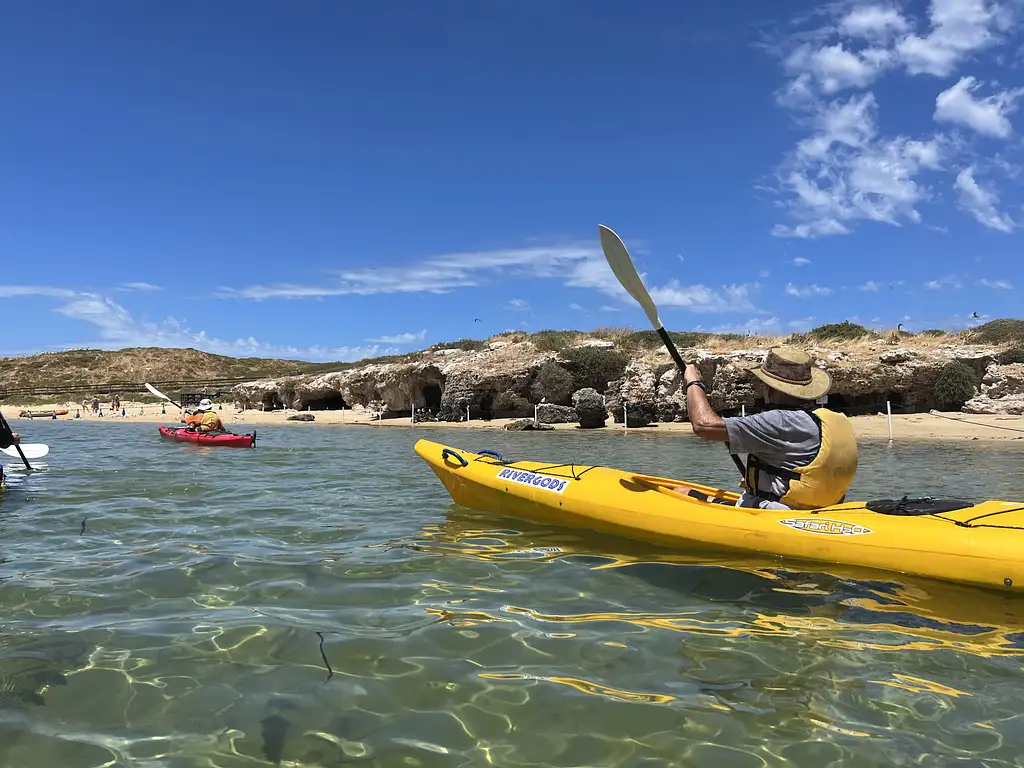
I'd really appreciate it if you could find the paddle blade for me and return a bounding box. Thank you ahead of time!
[598,224,662,329]
[1,443,49,459]
[145,382,169,400]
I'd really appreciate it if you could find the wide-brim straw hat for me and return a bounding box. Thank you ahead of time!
[197,398,214,411]
[750,346,832,401]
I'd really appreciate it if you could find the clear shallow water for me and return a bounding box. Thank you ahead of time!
[1,420,1023,767]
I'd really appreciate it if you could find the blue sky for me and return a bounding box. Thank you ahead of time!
[1,1,1022,361]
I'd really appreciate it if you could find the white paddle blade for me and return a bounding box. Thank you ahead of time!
[145,382,170,401]
[597,225,663,329]
[1,443,49,459]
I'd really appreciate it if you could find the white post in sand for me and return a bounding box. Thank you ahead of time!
[887,400,893,442]
[412,403,416,425]
[742,404,746,417]
[341,407,345,424]
[624,401,628,432]
[466,404,470,423]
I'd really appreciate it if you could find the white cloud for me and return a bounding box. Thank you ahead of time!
[759,269,772,278]
[859,280,881,291]
[788,316,817,332]
[0,286,392,361]
[698,316,783,335]
[216,244,608,300]
[648,281,761,313]
[598,305,621,313]
[954,166,1016,231]
[978,277,1014,289]
[784,42,895,94]
[791,256,812,266]
[924,275,964,289]
[568,303,584,311]
[365,329,427,344]
[897,0,1013,77]
[0,285,77,299]
[773,93,949,238]
[769,0,1024,237]
[785,283,835,297]
[217,242,762,315]
[117,282,162,292]
[934,76,1024,137]
[839,5,911,42]
[504,298,530,310]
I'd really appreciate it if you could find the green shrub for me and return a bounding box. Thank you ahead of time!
[807,321,871,341]
[968,319,1024,345]
[530,361,575,404]
[932,361,978,410]
[532,330,577,352]
[431,338,486,352]
[920,329,947,337]
[998,345,1024,365]
[560,346,629,392]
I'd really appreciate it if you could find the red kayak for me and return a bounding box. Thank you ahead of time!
[158,425,256,448]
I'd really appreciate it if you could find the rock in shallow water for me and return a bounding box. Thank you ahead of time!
[503,418,554,431]
[536,403,577,424]
[572,388,607,429]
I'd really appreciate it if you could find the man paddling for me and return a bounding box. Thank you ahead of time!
[183,398,226,433]
[682,346,858,510]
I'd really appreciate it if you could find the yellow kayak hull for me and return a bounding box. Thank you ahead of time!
[414,439,1024,594]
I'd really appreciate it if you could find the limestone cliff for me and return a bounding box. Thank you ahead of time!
[232,333,1024,422]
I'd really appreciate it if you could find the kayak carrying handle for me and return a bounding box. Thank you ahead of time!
[478,449,504,461]
[441,448,468,467]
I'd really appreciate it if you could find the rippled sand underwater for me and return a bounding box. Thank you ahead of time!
[1,421,1023,766]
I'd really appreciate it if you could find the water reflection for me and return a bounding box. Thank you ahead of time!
[412,506,1024,658]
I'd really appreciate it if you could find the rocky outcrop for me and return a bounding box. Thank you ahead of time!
[286,413,315,422]
[536,403,577,424]
[231,335,1017,421]
[964,363,1024,415]
[605,360,658,426]
[504,418,554,431]
[573,388,607,428]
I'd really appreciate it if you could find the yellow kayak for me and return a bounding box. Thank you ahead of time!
[415,439,1024,594]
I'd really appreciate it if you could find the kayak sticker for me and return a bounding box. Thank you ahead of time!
[779,518,873,536]
[496,468,571,494]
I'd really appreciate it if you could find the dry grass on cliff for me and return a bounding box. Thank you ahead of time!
[0,347,344,393]
[2,320,1012,397]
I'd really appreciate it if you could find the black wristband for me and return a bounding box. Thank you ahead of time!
[685,380,706,393]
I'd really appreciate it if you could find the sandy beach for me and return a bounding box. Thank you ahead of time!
[3,399,1024,441]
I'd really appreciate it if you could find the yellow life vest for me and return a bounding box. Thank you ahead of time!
[743,407,859,510]
[198,411,223,433]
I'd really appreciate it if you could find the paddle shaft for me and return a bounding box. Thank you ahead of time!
[656,327,747,477]
[657,327,688,371]
[598,225,747,479]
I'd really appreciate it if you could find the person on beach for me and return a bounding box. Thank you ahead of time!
[681,346,858,510]
[183,398,225,433]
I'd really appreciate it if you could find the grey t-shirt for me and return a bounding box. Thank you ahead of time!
[723,409,822,499]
